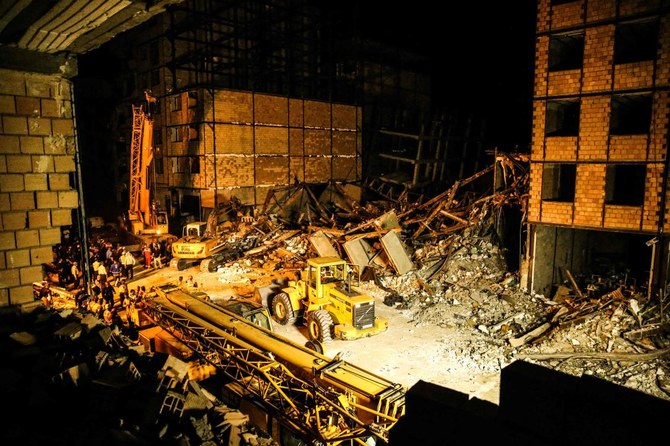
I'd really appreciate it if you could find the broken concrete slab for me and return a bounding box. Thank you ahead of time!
[309,230,340,257]
[343,237,376,268]
[54,321,84,340]
[9,331,37,346]
[381,230,414,275]
[374,210,400,230]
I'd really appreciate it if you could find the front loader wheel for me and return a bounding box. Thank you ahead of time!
[307,310,333,343]
[271,293,295,326]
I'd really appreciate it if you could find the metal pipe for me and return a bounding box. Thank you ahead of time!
[70,81,92,293]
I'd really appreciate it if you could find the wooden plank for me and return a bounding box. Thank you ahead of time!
[0,0,31,33]
[380,231,414,275]
[438,209,468,225]
[564,269,584,299]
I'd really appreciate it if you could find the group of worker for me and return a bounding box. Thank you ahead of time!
[141,239,171,270]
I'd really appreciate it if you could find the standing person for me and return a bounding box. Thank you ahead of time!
[105,243,114,265]
[121,249,136,280]
[102,283,115,308]
[71,261,82,289]
[151,250,163,269]
[91,257,100,283]
[109,259,122,287]
[97,261,108,289]
[118,279,128,307]
[151,239,162,267]
[142,244,152,269]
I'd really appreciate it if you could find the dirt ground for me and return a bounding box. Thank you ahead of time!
[130,264,521,406]
[128,245,670,409]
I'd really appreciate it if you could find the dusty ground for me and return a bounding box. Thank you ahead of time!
[131,243,670,407]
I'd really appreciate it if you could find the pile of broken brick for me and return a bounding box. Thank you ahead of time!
[0,306,278,445]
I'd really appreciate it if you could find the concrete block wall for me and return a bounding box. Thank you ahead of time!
[0,69,78,308]
[528,0,670,233]
[161,89,361,210]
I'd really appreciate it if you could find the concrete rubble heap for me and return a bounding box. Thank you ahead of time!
[0,306,278,446]
[206,153,670,402]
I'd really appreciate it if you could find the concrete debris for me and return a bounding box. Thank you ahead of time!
[0,303,282,445]
[200,154,670,403]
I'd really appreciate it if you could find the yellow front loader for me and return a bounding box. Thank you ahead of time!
[270,256,388,350]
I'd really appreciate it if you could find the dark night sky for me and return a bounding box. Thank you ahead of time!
[356,1,538,147]
[75,1,538,219]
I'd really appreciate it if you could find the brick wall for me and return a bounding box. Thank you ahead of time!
[0,69,78,307]
[545,137,577,161]
[578,96,609,161]
[162,89,361,208]
[529,1,670,233]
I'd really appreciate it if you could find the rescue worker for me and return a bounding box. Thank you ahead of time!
[120,249,136,279]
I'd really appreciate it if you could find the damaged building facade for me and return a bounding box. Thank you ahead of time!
[84,0,433,227]
[526,0,670,299]
[158,89,361,215]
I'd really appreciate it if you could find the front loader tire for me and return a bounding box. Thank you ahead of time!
[307,310,333,343]
[271,292,295,326]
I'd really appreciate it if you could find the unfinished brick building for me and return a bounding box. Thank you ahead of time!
[80,0,431,225]
[526,0,670,297]
[162,89,361,212]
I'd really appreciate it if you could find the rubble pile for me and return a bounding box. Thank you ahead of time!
[207,152,670,403]
[0,307,278,446]
[23,150,670,445]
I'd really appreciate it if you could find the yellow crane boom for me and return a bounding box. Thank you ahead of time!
[143,286,405,445]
